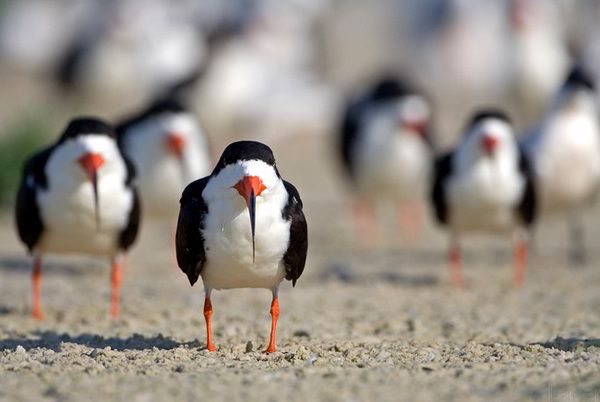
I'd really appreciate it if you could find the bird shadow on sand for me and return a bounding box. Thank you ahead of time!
[0,255,102,276]
[533,336,600,352]
[0,331,185,352]
[319,262,438,287]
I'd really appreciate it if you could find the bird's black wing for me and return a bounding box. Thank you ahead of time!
[516,145,537,226]
[118,153,140,251]
[176,177,209,286]
[15,146,53,252]
[282,180,308,286]
[431,151,453,225]
[340,98,367,179]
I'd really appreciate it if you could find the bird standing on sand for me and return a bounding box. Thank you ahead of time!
[340,77,433,240]
[176,141,307,352]
[431,111,536,287]
[15,118,140,319]
[117,97,211,221]
[521,66,600,264]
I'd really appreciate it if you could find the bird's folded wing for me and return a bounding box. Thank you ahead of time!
[176,177,209,286]
[282,180,308,286]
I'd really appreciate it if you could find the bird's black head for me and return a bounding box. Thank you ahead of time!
[212,141,277,176]
[143,97,187,116]
[465,109,513,157]
[58,117,116,143]
[116,96,188,135]
[369,76,412,102]
[467,109,511,133]
[564,66,595,91]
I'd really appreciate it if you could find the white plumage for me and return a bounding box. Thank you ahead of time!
[523,89,600,214]
[119,106,211,220]
[448,119,526,234]
[201,160,291,290]
[37,135,133,256]
[353,95,432,202]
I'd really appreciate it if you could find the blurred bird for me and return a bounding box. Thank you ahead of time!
[117,97,211,221]
[521,66,600,263]
[176,141,307,352]
[340,77,433,241]
[432,111,536,287]
[508,0,569,119]
[15,118,140,319]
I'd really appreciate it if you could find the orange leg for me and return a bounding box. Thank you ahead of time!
[449,243,464,288]
[111,257,122,318]
[353,200,377,245]
[265,294,280,353]
[397,202,423,241]
[204,293,216,352]
[32,257,43,320]
[513,240,528,287]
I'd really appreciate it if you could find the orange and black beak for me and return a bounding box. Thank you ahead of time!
[78,152,105,230]
[481,135,498,156]
[403,118,427,137]
[233,176,266,262]
[166,132,187,180]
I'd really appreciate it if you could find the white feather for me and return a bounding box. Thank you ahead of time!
[353,98,432,201]
[36,135,133,256]
[201,160,290,290]
[523,89,600,214]
[121,113,211,219]
[447,119,525,234]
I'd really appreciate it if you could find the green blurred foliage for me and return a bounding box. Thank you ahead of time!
[0,115,51,208]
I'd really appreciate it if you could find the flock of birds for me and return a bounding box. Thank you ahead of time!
[6,0,600,353]
[14,96,308,352]
[11,62,600,352]
[341,66,600,288]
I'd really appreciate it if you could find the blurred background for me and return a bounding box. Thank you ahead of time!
[2,3,600,400]
[1,0,600,249]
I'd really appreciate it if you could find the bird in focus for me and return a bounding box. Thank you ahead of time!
[15,117,140,319]
[176,141,308,352]
[431,110,536,287]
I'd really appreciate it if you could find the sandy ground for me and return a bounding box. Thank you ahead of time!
[1,136,600,402]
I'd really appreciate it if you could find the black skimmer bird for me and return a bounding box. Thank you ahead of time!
[508,0,569,119]
[339,76,433,240]
[116,96,211,221]
[15,117,140,319]
[431,110,537,287]
[521,66,600,263]
[176,141,307,352]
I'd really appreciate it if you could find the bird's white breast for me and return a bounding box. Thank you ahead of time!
[36,136,133,256]
[532,111,600,213]
[201,180,291,290]
[354,113,431,201]
[121,114,211,219]
[448,153,524,234]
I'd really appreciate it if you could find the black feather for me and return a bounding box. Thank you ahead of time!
[281,181,308,286]
[15,147,54,252]
[175,177,209,286]
[516,146,537,226]
[431,152,453,225]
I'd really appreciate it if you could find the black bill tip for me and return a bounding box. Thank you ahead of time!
[92,172,100,232]
[250,189,256,263]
